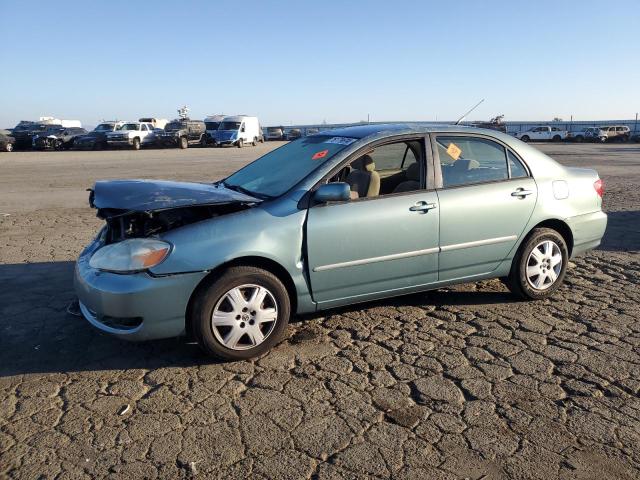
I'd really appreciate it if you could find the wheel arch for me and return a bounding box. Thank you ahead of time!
[184,255,298,339]
[524,218,574,256]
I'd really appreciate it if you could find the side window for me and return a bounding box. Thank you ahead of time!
[142,124,148,131]
[508,150,528,178]
[327,140,424,199]
[436,136,508,188]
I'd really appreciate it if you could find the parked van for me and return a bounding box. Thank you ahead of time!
[214,115,261,147]
[203,114,225,145]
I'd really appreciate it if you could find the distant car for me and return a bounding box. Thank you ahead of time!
[11,122,59,149]
[599,125,631,142]
[515,126,569,142]
[265,127,285,141]
[568,127,607,143]
[630,132,640,143]
[75,122,124,150]
[203,115,225,146]
[33,127,88,150]
[305,128,320,136]
[75,124,606,360]
[287,128,302,141]
[155,119,207,149]
[106,122,156,150]
[0,130,15,152]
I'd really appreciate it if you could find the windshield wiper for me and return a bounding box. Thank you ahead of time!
[220,181,271,200]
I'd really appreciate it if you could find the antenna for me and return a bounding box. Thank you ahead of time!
[455,99,484,125]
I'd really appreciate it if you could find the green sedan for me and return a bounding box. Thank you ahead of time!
[75,124,607,359]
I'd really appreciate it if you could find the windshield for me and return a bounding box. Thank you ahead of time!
[165,122,183,131]
[205,122,220,130]
[219,121,241,131]
[95,123,114,132]
[224,135,356,198]
[121,123,139,131]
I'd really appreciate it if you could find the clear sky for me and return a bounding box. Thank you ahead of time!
[1,0,638,128]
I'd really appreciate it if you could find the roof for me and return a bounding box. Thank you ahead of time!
[316,123,496,139]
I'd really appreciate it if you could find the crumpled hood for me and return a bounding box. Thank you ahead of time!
[90,179,261,212]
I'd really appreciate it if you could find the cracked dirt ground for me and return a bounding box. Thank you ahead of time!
[1,143,639,479]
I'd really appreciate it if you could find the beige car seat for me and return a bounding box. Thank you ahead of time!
[346,154,380,198]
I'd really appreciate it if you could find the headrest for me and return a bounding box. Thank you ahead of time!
[352,154,375,172]
[453,159,479,170]
[405,162,420,181]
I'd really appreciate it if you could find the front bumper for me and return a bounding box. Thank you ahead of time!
[156,135,180,146]
[566,210,607,257]
[107,138,133,146]
[74,241,208,341]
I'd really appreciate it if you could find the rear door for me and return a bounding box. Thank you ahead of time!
[306,136,439,306]
[432,134,537,281]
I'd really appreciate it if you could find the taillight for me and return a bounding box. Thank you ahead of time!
[593,179,604,198]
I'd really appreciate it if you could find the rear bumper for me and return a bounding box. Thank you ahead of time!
[74,242,208,341]
[566,210,607,257]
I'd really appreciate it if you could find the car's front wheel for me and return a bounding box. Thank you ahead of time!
[237,139,243,148]
[191,266,291,360]
[132,137,141,150]
[5,142,14,152]
[506,228,568,300]
[520,135,530,142]
[179,136,188,149]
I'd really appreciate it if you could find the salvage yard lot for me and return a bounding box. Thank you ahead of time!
[1,143,639,479]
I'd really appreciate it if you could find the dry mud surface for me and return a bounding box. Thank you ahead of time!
[1,142,639,479]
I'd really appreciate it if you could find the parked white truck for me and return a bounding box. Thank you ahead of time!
[214,115,262,147]
[515,126,569,142]
[106,121,156,150]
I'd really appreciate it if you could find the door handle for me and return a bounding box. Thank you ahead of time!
[409,201,437,212]
[511,188,534,198]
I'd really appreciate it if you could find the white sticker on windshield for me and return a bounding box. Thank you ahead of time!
[324,137,357,146]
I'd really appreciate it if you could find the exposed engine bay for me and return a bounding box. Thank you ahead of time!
[97,203,251,244]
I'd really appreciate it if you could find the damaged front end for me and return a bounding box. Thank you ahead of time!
[88,179,261,244]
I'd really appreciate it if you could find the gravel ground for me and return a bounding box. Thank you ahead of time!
[0,142,639,479]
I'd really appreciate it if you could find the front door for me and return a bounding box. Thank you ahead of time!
[433,134,537,281]
[306,138,440,306]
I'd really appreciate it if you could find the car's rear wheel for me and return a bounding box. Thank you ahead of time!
[506,228,568,300]
[132,137,141,150]
[200,135,208,147]
[191,266,291,360]
[179,136,188,149]
[520,135,530,142]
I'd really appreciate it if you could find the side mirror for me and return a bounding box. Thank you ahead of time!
[314,183,351,203]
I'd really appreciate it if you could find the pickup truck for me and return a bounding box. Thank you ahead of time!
[106,122,155,150]
[515,126,569,142]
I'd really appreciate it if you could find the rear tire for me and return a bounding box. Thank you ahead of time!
[506,228,568,300]
[179,136,188,149]
[520,135,530,142]
[132,137,141,150]
[191,266,291,360]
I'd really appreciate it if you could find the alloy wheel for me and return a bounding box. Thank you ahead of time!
[526,240,562,290]
[211,284,278,350]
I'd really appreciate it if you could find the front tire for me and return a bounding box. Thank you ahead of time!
[520,135,530,142]
[179,136,188,149]
[237,139,243,148]
[191,266,291,360]
[132,137,141,150]
[506,228,568,300]
[552,135,561,142]
[5,142,14,152]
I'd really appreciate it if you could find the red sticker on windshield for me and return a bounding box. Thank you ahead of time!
[312,149,329,160]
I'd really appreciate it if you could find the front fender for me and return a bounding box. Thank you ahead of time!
[149,201,316,313]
